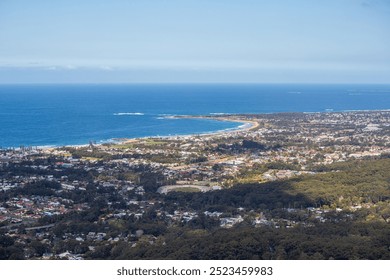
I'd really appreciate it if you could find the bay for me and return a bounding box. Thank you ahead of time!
[0,83,389,147]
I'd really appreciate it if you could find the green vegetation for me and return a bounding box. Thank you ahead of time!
[64,147,113,160]
[105,158,390,260]
[109,221,390,260]
[2,111,390,260]
[165,158,390,212]
[1,157,390,260]
[110,143,135,150]
[171,187,201,193]
[290,159,390,207]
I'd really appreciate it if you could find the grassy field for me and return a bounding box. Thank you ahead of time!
[171,187,201,193]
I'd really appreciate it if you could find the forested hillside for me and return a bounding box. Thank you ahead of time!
[88,158,390,260]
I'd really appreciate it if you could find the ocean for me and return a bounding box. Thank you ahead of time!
[0,83,390,148]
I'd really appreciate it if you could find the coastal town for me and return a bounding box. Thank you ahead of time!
[1,110,390,259]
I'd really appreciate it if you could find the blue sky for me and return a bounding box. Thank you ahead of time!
[0,0,389,83]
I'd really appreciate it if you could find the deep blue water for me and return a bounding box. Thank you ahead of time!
[0,83,390,147]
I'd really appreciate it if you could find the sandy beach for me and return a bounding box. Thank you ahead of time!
[17,115,258,151]
[120,115,260,144]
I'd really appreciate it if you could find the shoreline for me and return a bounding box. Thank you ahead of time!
[118,116,259,144]
[73,116,259,147]
[2,115,257,150]
[152,115,257,133]
[3,109,390,149]
[162,115,259,138]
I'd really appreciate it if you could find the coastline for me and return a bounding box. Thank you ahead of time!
[119,115,259,144]
[2,83,390,149]
[4,109,390,149]
[69,116,258,148]
[2,115,257,150]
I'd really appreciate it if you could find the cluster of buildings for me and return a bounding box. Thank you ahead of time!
[0,110,389,259]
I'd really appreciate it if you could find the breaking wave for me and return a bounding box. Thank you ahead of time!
[113,112,145,116]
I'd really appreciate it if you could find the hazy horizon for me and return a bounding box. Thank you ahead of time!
[1,0,389,84]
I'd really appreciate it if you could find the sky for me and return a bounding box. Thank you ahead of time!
[0,0,389,83]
